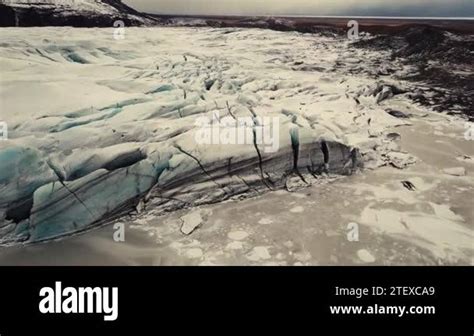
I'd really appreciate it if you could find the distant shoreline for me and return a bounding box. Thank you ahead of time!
[146,14,474,34]
[148,14,474,21]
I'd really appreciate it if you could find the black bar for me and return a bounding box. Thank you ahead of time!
[0,267,472,335]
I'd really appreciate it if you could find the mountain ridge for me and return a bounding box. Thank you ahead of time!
[0,0,156,26]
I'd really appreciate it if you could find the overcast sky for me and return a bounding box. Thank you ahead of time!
[123,0,474,17]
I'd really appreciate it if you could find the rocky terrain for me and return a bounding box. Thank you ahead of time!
[0,0,156,26]
[353,25,474,120]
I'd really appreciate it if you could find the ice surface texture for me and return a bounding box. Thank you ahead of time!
[0,27,409,244]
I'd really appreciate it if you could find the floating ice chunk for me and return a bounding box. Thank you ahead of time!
[227,231,249,241]
[456,156,473,164]
[386,152,417,169]
[289,206,304,213]
[246,246,271,261]
[357,249,376,263]
[442,167,466,176]
[429,203,464,222]
[185,248,203,259]
[180,210,204,235]
[258,217,273,225]
[226,241,244,250]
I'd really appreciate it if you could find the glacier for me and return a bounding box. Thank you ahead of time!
[0,26,419,244]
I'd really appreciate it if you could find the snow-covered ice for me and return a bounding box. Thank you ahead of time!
[0,27,434,244]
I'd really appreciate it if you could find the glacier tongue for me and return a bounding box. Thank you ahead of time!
[0,27,411,244]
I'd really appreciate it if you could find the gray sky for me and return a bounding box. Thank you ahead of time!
[124,0,474,17]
